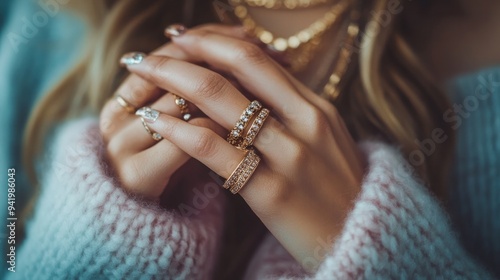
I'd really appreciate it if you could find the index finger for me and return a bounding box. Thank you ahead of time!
[115,24,250,109]
[101,24,250,138]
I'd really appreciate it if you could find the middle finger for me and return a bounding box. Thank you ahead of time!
[123,55,291,158]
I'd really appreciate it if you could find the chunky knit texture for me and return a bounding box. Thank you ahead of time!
[10,119,225,280]
[447,67,500,276]
[10,119,495,279]
[246,143,494,279]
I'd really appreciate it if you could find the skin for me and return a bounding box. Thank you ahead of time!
[101,24,364,270]
[100,1,500,272]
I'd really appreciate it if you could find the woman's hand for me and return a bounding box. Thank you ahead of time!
[121,26,366,270]
[99,25,249,199]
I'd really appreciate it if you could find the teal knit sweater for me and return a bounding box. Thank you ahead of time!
[448,67,500,275]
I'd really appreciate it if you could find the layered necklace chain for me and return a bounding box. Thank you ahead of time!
[321,9,359,101]
[243,0,334,9]
[230,0,352,73]
[228,0,360,102]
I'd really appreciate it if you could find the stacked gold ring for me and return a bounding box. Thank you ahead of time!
[227,100,262,146]
[224,100,270,194]
[239,108,270,150]
[223,149,261,194]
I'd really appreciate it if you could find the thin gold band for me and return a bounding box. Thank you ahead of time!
[238,108,270,150]
[140,118,163,141]
[115,95,136,114]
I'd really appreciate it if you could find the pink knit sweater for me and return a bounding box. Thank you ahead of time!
[12,118,494,279]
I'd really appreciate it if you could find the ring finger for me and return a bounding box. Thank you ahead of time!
[145,113,272,187]
[117,117,225,199]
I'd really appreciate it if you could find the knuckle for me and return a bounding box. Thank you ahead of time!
[101,98,125,120]
[271,185,291,206]
[189,29,211,43]
[193,130,218,157]
[233,43,268,65]
[306,106,331,138]
[106,137,125,160]
[115,82,155,106]
[149,57,171,81]
[194,72,227,100]
[193,29,211,38]
[101,100,114,117]
[117,159,163,199]
[157,118,177,140]
[129,87,147,103]
[118,161,142,192]
[99,117,114,137]
[286,141,309,164]
[99,105,115,134]
[117,87,140,106]
[189,118,226,137]
[188,118,212,129]
[262,178,293,209]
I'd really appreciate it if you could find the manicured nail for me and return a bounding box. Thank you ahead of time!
[120,52,146,67]
[136,107,160,123]
[164,24,187,38]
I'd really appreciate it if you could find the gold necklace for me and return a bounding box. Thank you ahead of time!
[241,0,334,9]
[321,8,360,102]
[230,0,352,72]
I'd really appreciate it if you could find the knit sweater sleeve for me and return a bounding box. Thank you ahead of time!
[11,118,225,280]
[243,142,494,280]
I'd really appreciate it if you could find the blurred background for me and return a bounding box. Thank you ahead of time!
[0,0,86,271]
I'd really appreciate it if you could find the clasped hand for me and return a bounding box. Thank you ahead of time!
[100,24,365,270]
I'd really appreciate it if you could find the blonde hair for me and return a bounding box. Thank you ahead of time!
[341,0,455,198]
[22,0,455,276]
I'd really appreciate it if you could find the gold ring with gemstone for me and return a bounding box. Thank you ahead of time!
[172,94,192,121]
[223,149,261,194]
[140,118,163,141]
[115,95,136,114]
[227,100,262,147]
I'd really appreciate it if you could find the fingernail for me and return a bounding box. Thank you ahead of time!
[164,24,187,38]
[120,52,146,67]
[136,107,160,123]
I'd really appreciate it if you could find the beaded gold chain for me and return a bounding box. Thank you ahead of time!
[230,0,351,72]
[321,7,360,102]
[228,0,361,101]
[242,0,334,9]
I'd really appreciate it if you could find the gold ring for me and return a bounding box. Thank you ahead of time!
[227,100,262,147]
[173,94,192,121]
[115,95,136,114]
[140,118,163,141]
[238,108,270,150]
[223,149,261,194]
